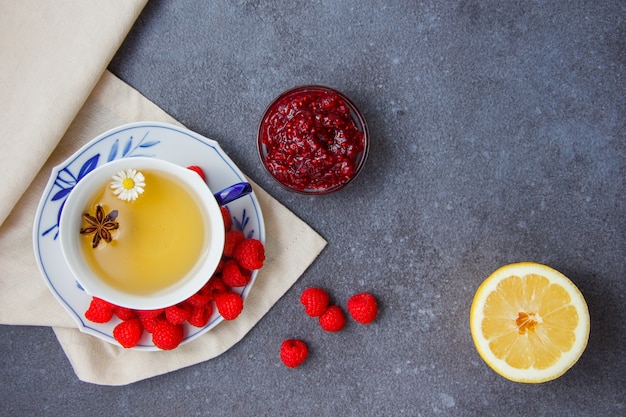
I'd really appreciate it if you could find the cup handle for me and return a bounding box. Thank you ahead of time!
[213,182,252,206]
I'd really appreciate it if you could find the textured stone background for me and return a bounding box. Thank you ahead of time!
[2,1,624,415]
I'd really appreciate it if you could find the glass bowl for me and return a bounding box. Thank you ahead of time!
[257,85,369,195]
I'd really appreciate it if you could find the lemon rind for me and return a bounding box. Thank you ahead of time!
[470,262,590,383]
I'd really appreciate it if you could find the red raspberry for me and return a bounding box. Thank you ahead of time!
[233,238,265,270]
[347,292,378,324]
[220,206,232,231]
[223,229,245,257]
[214,258,226,274]
[114,306,137,321]
[318,305,346,332]
[92,297,115,309]
[138,309,165,333]
[215,291,244,320]
[185,292,210,308]
[201,276,228,300]
[152,320,184,350]
[280,339,308,368]
[165,304,191,325]
[188,304,213,327]
[300,288,330,317]
[113,319,143,348]
[139,314,162,333]
[187,165,206,182]
[222,259,251,287]
[85,297,114,323]
[137,308,165,319]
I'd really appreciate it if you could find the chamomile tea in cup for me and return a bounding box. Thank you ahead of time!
[59,157,225,310]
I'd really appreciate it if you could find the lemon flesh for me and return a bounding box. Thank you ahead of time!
[470,262,590,383]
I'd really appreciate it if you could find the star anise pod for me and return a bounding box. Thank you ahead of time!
[80,205,119,248]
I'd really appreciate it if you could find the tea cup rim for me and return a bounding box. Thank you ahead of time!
[59,157,225,310]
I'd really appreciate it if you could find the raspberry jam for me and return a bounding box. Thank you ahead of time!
[258,86,368,194]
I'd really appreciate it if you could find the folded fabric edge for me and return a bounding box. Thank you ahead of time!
[0,1,148,227]
[54,209,327,385]
[52,180,328,385]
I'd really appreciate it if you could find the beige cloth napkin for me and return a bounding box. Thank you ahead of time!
[0,2,327,385]
[0,0,147,227]
[0,70,327,385]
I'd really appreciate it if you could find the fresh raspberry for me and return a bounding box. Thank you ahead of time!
[214,258,226,274]
[223,230,245,257]
[165,304,191,325]
[113,319,143,348]
[201,276,228,300]
[187,165,206,182]
[185,292,210,308]
[220,206,232,231]
[94,297,115,309]
[233,238,265,270]
[188,304,213,327]
[347,292,378,324]
[137,308,165,319]
[280,339,308,368]
[139,314,161,333]
[85,297,114,323]
[138,309,165,333]
[114,306,137,321]
[215,291,244,320]
[152,320,184,350]
[222,259,251,287]
[318,305,346,332]
[300,287,330,317]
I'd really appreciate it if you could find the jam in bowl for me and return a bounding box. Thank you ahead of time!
[257,85,369,194]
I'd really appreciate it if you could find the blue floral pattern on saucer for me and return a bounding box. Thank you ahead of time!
[42,131,161,240]
[33,122,265,351]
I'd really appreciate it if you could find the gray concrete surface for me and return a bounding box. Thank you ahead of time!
[2,1,624,415]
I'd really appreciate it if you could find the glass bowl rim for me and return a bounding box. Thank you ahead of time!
[256,84,369,195]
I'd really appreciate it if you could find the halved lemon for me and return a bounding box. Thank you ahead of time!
[470,262,590,383]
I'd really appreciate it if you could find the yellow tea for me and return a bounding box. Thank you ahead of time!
[79,169,207,295]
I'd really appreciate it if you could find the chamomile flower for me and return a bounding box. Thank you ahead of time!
[110,168,146,201]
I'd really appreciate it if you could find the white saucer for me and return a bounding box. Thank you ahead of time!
[33,122,265,351]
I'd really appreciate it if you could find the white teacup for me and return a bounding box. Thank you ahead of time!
[59,157,225,310]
